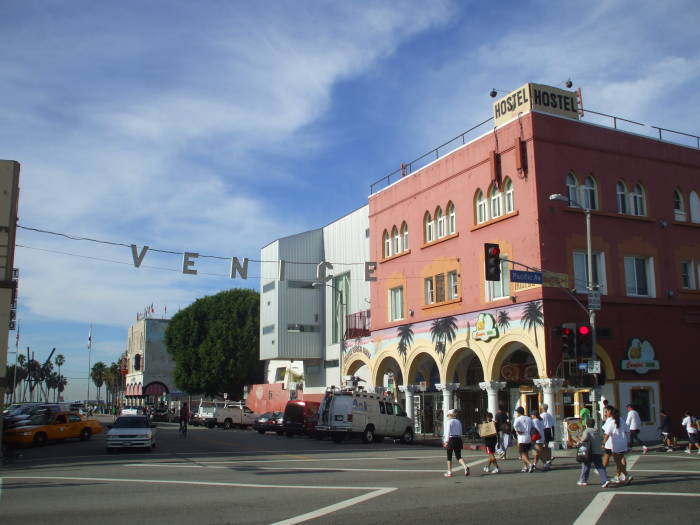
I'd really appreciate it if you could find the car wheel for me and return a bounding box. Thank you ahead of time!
[286,431,294,438]
[331,433,344,443]
[223,419,233,430]
[400,428,414,444]
[80,428,92,441]
[207,423,215,429]
[33,432,48,446]
[362,426,375,444]
[257,429,265,434]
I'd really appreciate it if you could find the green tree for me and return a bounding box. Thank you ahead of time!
[397,324,414,365]
[91,361,107,403]
[165,288,262,397]
[522,301,544,347]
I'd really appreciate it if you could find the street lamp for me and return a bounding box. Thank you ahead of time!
[312,281,346,390]
[549,192,601,426]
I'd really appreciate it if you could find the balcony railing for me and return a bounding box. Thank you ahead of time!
[345,309,371,339]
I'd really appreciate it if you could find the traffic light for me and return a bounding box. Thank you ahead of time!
[484,243,501,282]
[558,322,576,359]
[577,322,593,359]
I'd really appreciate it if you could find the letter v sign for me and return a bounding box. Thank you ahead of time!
[130,245,149,267]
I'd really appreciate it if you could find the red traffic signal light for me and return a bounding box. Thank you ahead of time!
[578,325,590,336]
[484,243,501,282]
[577,322,593,359]
[558,323,576,358]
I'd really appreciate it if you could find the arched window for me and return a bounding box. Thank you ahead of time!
[435,207,445,238]
[673,189,686,221]
[616,181,628,214]
[401,222,409,251]
[134,354,142,371]
[489,183,502,219]
[476,190,487,224]
[504,179,514,214]
[566,172,579,207]
[690,191,700,223]
[383,230,391,258]
[630,183,646,216]
[582,176,597,210]
[447,202,456,235]
[424,212,434,243]
[392,226,400,254]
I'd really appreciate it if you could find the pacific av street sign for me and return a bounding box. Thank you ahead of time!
[510,270,543,284]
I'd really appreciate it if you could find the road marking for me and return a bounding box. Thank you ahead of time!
[631,469,700,474]
[626,454,641,471]
[4,475,397,524]
[573,491,700,525]
[165,453,452,464]
[270,487,396,525]
[2,474,393,491]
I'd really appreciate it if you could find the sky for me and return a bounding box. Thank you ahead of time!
[2,0,699,402]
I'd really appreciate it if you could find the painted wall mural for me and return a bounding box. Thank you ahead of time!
[343,300,545,368]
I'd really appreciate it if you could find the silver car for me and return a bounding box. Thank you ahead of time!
[106,415,157,452]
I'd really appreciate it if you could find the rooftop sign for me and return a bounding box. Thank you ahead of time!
[493,83,579,126]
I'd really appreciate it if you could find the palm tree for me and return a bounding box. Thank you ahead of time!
[430,316,458,362]
[55,354,65,378]
[56,375,68,402]
[497,310,511,333]
[91,361,107,404]
[396,324,414,365]
[521,301,544,347]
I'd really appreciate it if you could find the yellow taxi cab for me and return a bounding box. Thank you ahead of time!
[3,411,103,446]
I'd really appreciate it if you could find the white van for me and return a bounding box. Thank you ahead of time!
[316,389,414,444]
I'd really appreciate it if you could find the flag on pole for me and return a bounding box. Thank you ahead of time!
[88,325,92,350]
[164,305,167,319]
[15,319,19,349]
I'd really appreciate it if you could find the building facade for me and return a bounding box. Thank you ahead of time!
[253,206,370,413]
[258,84,700,443]
[124,318,181,406]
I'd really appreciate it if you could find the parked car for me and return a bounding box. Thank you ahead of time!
[2,411,103,446]
[253,412,284,435]
[283,401,320,438]
[106,415,157,452]
[4,404,67,429]
[316,389,414,444]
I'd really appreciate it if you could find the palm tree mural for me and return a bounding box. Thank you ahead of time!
[430,316,458,362]
[497,310,511,333]
[397,323,414,365]
[521,301,544,347]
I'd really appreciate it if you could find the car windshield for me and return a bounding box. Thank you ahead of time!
[28,413,52,425]
[113,417,150,428]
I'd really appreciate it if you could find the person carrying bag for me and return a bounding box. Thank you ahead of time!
[576,418,610,487]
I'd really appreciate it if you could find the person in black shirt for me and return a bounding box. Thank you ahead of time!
[658,409,673,452]
[494,406,510,459]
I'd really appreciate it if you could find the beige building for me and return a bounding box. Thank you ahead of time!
[124,318,181,406]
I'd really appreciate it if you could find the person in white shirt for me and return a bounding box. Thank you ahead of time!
[530,410,547,471]
[625,404,648,454]
[681,411,700,454]
[442,409,470,477]
[512,406,534,473]
[603,406,631,484]
[540,404,556,468]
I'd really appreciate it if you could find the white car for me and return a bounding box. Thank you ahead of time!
[106,415,157,452]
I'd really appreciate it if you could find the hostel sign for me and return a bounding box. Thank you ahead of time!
[493,83,580,126]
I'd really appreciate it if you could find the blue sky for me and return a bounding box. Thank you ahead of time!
[2,0,698,402]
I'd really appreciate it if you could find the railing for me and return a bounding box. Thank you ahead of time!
[369,108,700,196]
[345,309,371,339]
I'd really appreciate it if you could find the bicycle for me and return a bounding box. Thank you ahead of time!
[179,419,188,437]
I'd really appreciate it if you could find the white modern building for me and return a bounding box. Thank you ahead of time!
[255,205,370,409]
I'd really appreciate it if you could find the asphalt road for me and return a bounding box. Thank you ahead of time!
[2,421,699,524]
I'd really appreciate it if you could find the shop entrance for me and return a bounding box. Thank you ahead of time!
[414,391,442,436]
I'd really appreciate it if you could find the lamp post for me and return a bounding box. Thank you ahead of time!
[312,281,346,390]
[549,192,600,427]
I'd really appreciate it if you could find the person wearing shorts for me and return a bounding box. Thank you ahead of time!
[513,406,534,473]
[682,412,700,454]
[443,409,470,477]
[482,412,500,474]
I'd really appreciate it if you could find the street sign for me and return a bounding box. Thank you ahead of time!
[510,270,543,284]
[543,272,569,288]
[588,290,601,311]
[587,360,601,374]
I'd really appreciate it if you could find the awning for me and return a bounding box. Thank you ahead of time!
[143,382,169,396]
[126,384,132,396]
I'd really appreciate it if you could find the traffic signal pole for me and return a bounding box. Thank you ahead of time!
[584,207,601,429]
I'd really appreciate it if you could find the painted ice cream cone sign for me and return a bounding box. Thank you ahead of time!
[621,338,660,374]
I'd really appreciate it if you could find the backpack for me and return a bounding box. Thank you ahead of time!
[576,443,591,463]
